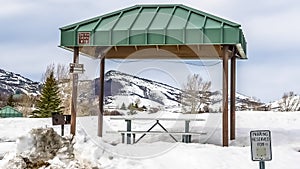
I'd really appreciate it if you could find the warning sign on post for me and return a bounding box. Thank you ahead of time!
[78,32,90,45]
[250,130,272,161]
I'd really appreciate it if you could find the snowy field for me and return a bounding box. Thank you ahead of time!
[0,111,299,169]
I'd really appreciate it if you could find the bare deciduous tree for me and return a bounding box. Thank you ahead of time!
[41,64,55,83]
[41,63,69,83]
[56,64,69,83]
[18,95,38,117]
[280,91,300,111]
[181,74,211,114]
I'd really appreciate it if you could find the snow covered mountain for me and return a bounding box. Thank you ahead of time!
[93,70,182,109]
[0,68,41,96]
[235,92,266,111]
[91,70,265,112]
[0,68,266,112]
[269,93,300,111]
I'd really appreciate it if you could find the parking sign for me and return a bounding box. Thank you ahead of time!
[250,130,272,161]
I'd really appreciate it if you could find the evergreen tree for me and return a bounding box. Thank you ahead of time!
[7,95,14,107]
[33,72,64,117]
[120,102,126,110]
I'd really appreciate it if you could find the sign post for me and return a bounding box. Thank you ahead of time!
[52,113,71,136]
[250,130,272,169]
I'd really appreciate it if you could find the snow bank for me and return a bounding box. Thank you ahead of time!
[0,128,88,169]
[1,111,300,169]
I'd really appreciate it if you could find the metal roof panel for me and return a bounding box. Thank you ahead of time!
[60,4,247,58]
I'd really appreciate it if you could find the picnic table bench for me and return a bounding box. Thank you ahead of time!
[108,117,206,144]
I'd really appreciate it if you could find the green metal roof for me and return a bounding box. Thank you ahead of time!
[0,106,23,118]
[60,4,247,59]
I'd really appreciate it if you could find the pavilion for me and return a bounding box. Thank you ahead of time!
[59,4,247,146]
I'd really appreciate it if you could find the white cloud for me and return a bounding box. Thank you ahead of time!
[0,1,35,18]
[0,42,69,80]
[237,61,300,102]
[245,7,300,50]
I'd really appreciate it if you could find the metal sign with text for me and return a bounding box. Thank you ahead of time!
[69,63,84,74]
[78,32,90,45]
[250,130,272,161]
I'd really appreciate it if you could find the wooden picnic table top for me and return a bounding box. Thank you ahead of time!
[110,116,205,121]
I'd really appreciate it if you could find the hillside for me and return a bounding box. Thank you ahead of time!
[269,94,300,111]
[91,70,265,112]
[0,68,41,96]
[0,68,268,112]
[98,70,182,107]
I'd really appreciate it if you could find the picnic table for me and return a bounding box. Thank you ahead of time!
[109,117,206,144]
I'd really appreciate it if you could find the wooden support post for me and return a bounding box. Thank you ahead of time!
[70,47,79,135]
[98,56,105,137]
[230,55,236,140]
[222,46,229,147]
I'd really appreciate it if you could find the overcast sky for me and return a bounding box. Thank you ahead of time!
[1,0,300,102]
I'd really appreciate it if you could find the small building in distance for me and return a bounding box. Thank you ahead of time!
[0,106,23,118]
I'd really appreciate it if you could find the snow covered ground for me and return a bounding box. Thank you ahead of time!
[0,111,299,169]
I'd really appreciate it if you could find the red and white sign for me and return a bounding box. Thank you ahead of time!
[78,32,90,45]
